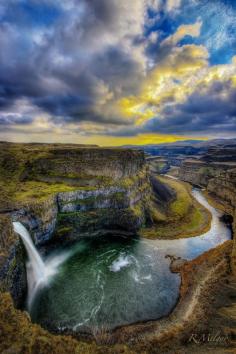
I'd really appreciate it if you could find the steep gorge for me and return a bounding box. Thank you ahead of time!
[178,158,236,273]
[0,142,235,353]
[0,143,152,306]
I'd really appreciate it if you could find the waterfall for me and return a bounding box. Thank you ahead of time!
[13,221,72,309]
[13,222,46,282]
[13,221,48,309]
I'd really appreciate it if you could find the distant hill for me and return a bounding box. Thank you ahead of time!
[122,138,236,149]
[122,138,236,157]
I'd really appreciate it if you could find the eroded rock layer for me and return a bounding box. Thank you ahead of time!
[0,143,151,305]
[178,154,236,273]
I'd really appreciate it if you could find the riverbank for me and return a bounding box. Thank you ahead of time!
[1,240,233,354]
[140,175,212,239]
[0,143,234,353]
[107,240,234,354]
[0,189,234,353]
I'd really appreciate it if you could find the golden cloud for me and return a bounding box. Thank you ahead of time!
[162,21,202,45]
[118,41,236,126]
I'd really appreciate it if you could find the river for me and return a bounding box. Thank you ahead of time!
[27,188,231,333]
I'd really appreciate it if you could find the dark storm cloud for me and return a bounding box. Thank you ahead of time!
[91,46,144,96]
[0,114,33,125]
[106,80,236,137]
[0,0,236,139]
[146,82,236,134]
[0,0,146,125]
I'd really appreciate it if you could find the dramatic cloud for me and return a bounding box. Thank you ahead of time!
[0,0,235,145]
[161,20,202,46]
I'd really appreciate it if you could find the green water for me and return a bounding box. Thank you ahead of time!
[28,188,232,334]
[30,236,180,333]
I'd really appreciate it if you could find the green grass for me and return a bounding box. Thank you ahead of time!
[14,181,81,202]
[169,185,192,219]
[158,175,192,220]
[141,176,212,240]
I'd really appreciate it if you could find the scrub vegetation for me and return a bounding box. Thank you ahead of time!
[141,176,212,239]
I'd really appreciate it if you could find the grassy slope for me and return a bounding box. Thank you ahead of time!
[14,181,91,203]
[0,143,125,207]
[141,176,212,239]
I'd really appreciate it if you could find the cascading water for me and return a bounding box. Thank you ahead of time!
[13,221,70,309]
[12,188,232,333]
[13,222,46,282]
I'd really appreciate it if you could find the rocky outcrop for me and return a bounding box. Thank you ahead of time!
[8,170,151,245]
[231,209,236,275]
[178,159,233,187]
[0,144,151,242]
[202,144,236,163]
[207,169,236,212]
[22,147,145,182]
[178,157,236,274]
[11,196,58,246]
[0,144,152,305]
[0,215,27,307]
[54,180,149,239]
[178,160,236,213]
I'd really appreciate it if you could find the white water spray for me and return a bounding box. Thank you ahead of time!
[13,221,70,309]
[13,222,46,281]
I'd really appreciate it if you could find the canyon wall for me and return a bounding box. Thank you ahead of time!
[178,158,236,274]
[23,147,144,180]
[0,215,27,306]
[0,143,152,304]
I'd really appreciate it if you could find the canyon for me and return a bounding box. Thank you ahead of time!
[176,144,236,274]
[0,141,235,354]
[0,143,152,307]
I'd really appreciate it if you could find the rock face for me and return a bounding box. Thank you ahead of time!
[10,155,150,244]
[0,144,152,305]
[0,215,27,307]
[178,143,236,189]
[11,196,58,246]
[55,179,149,239]
[178,154,236,274]
[178,160,236,213]
[178,159,235,187]
[207,169,236,211]
[22,147,145,182]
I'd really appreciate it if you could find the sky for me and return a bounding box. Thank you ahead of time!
[0,0,236,146]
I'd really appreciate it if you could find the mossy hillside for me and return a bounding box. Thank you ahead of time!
[21,145,145,182]
[164,177,192,221]
[1,170,150,250]
[0,143,53,209]
[14,181,83,203]
[141,176,212,239]
[149,159,169,174]
[0,292,138,354]
[0,215,15,257]
[0,142,146,210]
[148,176,192,223]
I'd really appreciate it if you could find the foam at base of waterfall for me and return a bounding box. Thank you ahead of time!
[13,222,70,309]
[109,254,133,272]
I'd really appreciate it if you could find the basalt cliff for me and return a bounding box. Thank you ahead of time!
[176,145,236,273]
[0,143,152,306]
[0,141,235,354]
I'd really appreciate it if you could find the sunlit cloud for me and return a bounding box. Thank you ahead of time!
[162,20,202,46]
[0,0,235,145]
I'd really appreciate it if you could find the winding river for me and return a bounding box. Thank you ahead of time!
[25,188,231,333]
